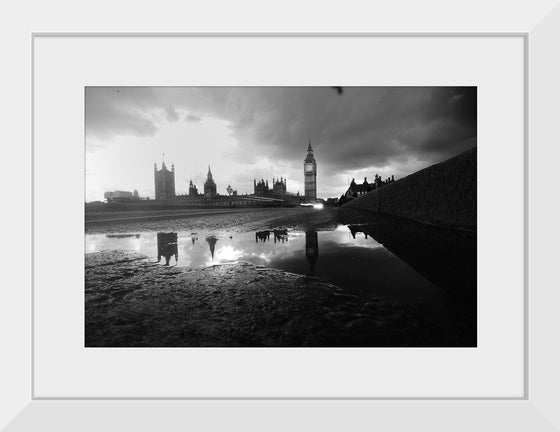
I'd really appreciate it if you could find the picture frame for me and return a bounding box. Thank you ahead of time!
[3,1,559,429]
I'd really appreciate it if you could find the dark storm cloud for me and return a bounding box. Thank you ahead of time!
[85,87,161,139]
[86,86,476,174]
[164,105,180,122]
[236,87,474,174]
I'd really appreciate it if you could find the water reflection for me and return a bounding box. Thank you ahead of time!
[274,229,288,243]
[255,231,270,243]
[156,232,178,266]
[206,236,218,260]
[107,233,140,239]
[305,231,319,276]
[349,226,368,240]
[256,229,289,244]
[86,224,454,305]
[346,220,476,305]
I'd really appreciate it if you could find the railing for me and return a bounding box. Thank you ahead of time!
[239,195,284,202]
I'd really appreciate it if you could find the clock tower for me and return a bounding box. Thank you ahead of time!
[304,138,317,201]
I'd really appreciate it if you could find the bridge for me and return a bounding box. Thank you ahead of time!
[237,194,305,206]
[238,195,285,203]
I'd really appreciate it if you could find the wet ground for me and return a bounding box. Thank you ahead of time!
[85,207,476,347]
[85,207,328,235]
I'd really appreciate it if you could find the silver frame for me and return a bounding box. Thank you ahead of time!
[31,31,529,401]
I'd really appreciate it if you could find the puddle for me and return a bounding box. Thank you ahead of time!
[85,225,448,304]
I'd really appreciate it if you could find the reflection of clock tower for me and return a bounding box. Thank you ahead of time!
[304,138,317,201]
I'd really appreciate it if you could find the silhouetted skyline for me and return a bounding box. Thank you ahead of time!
[86,87,476,201]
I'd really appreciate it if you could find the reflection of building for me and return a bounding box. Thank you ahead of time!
[191,233,199,244]
[305,230,319,276]
[273,229,288,243]
[204,166,217,199]
[349,226,369,240]
[304,139,317,201]
[206,236,218,259]
[256,231,271,243]
[157,232,178,265]
[255,229,288,243]
[154,161,176,200]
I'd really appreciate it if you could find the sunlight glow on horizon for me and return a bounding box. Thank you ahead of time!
[86,115,316,202]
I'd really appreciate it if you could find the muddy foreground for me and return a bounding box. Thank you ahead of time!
[87,251,426,347]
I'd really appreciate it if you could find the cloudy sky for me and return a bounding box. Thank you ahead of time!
[85,87,476,202]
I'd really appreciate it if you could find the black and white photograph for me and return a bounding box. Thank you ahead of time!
[85,86,477,347]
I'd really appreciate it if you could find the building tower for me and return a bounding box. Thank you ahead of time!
[303,138,317,201]
[204,165,217,199]
[188,180,198,197]
[154,161,176,200]
[156,232,178,266]
[254,178,269,196]
[272,177,287,196]
[206,236,218,260]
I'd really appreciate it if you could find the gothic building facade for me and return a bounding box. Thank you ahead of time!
[303,139,317,201]
[254,179,269,195]
[154,161,176,200]
[188,180,198,196]
[272,177,287,196]
[204,166,217,199]
[253,177,287,196]
[149,161,302,207]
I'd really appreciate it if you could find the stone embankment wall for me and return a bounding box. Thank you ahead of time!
[343,148,476,230]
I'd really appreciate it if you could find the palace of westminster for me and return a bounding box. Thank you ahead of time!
[149,140,318,206]
[103,139,395,207]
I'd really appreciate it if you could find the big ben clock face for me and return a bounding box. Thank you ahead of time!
[305,164,314,172]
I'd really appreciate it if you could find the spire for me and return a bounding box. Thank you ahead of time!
[206,236,217,260]
[304,137,316,163]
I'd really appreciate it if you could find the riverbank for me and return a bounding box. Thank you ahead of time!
[85,207,339,234]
